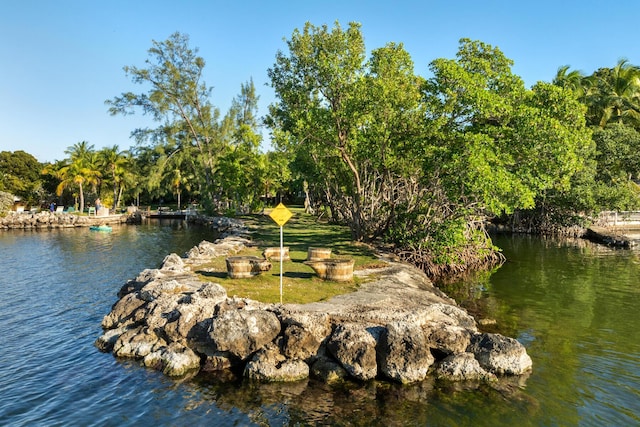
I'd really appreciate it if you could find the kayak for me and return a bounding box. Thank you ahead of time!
[90,225,112,232]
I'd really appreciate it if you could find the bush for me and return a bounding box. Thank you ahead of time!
[0,191,15,213]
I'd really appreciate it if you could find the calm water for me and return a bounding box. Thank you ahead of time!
[0,225,638,426]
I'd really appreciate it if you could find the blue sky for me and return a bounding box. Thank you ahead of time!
[1,0,639,163]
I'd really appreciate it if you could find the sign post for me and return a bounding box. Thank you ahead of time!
[268,203,293,304]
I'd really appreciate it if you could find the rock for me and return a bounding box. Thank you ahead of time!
[310,355,349,383]
[95,326,129,352]
[280,311,332,360]
[198,346,240,372]
[434,353,496,381]
[101,292,147,330]
[244,343,310,382]
[142,342,201,377]
[112,326,167,359]
[160,253,187,272]
[426,324,473,357]
[163,286,225,343]
[139,277,201,302]
[378,319,434,383]
[209,309,281,360]
[467,333,533,375]
[326,324,379,381]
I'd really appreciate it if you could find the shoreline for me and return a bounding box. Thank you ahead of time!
[95,216,533,385]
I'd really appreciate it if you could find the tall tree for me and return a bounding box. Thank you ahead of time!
[106,32,223,212]
[0,150,43,205]
[267,21,424,240]
[43,141,101,212]
[98,145,129,210]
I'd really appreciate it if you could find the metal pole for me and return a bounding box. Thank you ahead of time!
[280,225,283,304]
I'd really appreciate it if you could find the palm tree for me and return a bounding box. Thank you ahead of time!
[584,60,640,128]
[553,65,586,97]
[59,141,100,212]
[98,145,129,210]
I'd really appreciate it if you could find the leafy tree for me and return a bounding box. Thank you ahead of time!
[267,21,424,240]
[0,150,44,206]
[0,190,14,212]
[97,145,130,210]
[43,141,101,212]
[215,79,265,212]
[393,39,593,275]
[106,32,224,212]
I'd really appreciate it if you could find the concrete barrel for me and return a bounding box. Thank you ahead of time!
[307,247,332,261]
[263,246,291,261]
[305,258,354,282]
[226,256,272,279]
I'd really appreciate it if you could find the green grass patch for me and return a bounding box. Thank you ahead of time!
[193,206,386,304]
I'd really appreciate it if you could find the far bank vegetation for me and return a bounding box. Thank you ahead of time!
[5,22,640,280]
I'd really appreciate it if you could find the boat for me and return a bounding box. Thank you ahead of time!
[89,225,112,232]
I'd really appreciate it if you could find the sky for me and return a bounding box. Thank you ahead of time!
[1,0,639,163]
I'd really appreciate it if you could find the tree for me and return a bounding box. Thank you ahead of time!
[267,21,424,240]
[106,32,223,212]
[0,150,44,206]
[98,145,130,210]
[43,141,101,212]
[391,39,593,276]
[582,59,640,128]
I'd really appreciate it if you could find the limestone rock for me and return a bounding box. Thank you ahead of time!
[113,326,166,359]
[198,346,239,372]
[326,323,379,381]
[280,311,331,360]
[160,253,187,272]
[94,326,128,352]
[244,343,310,382]
[143,342,201,377]
[378,319,434,383]
[468,333,533,375]
[426,324,473,357]
[310,355,349,383]
[101,292,147,330]
[209,309,281,360]
[434,353,496,381]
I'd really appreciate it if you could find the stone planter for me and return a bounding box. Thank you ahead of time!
[263,246,290,261]
[226,256,272,279]
[305,258,355,282]
[307,247,332,261]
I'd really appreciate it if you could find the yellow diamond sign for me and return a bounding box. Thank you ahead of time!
[269,203,292,226]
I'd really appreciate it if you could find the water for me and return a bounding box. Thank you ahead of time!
[0,226,638,426]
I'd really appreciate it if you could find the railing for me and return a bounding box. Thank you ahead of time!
[599,211,640,226]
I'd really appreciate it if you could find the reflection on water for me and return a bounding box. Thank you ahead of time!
[0,226,638,426]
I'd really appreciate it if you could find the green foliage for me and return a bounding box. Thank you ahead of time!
[0,151,44,205]
[423,40,592,216]
[267,21,425,240]
[107,32,223,212]
[0,190,15,212]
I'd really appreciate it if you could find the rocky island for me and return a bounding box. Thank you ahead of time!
[95,218,532,384]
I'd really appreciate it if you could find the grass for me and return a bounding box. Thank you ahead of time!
[193,206,386,304]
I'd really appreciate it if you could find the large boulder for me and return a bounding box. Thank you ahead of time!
[434,353,496,381]
[378,319,434,384]
[101,292,147,330]
[142,342,201,377]
[163,283,228,343]
[209,309,281,360]
[326,323,379,381]
[467,333,533,375]
[244,343,310,382]
[112,326,167,359]
[426,324,473,357]
[280,311,332,360]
